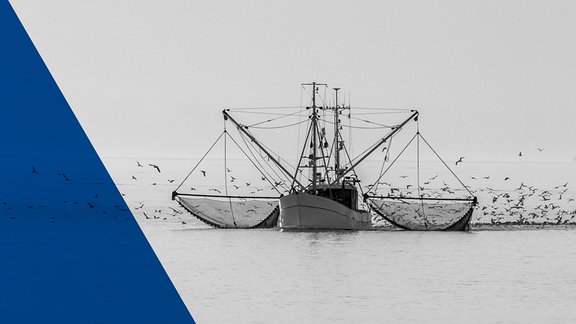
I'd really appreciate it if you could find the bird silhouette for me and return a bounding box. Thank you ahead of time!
[518,152,522,157]
[116,205,129,212]
[137,161,143,167]
[455,157,464,165]
[132,175,137,180]
[200,170,206,177]
[149,164,161,173]
[32,166,39,174]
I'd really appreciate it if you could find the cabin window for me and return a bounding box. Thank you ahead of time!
[313,188,357,209]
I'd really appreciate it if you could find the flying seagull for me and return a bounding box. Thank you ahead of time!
[149,163,161,173]
[200,170,206,177]
[455,157,464,165]
[137,161,143,167]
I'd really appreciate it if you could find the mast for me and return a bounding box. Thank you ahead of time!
[301,82,326,191]
[333,87,341,178]
[312,82,318,191]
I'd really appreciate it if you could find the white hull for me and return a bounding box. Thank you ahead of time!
[278,192,372,230]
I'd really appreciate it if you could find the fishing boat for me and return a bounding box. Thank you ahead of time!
[172,82,477,231]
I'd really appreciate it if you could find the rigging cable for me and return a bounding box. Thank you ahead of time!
[236,129,286,191]
[370,134,394,195]
[297,87,304,179]
[292,118,313,191]
[313,120,334,193]
[247,119,308,130]
[370,132,419,192]
[338,130,367,202]
[174,131,225,193]
[416,119,427,223]
[223,125,238,228]
[245,109,307,128]
[348,116,395,128]
[418,133,475,197]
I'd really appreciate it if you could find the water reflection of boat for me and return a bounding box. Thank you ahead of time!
[172,82,477,230]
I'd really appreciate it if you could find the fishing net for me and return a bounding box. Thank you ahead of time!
[366,197,475,231]
[176,195,279,228]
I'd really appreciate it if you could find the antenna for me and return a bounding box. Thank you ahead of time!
[333,87,341,177]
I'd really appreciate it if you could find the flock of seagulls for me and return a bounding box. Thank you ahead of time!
[474,182,575,226]
[446,148,576,226]
[6,150,574,229]
[0,164,134,222]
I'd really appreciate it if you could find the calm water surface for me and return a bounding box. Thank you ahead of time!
[104,159,576,323]
[143,224,576,324]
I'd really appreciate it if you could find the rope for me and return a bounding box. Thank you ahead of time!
[313,120,333,193]
[348,116,395,128]
[292,119,313,191]
[174,131,225,192]
[418,133,475,197]
[245,109,307,127]
[227,106,302,111]
[223,128,238,228]
[318,116,394,129]
[247,119,308,129]
[338,107,414,112]
[370,132,418,189]
[232,130,287,194]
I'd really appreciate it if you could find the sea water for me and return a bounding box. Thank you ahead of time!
[105,159,576,323]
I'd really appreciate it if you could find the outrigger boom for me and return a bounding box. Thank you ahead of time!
[222,109,305,191]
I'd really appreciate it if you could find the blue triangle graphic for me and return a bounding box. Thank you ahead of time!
[0,2,194,322]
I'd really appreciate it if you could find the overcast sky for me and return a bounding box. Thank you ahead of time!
[10,0,576,162]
